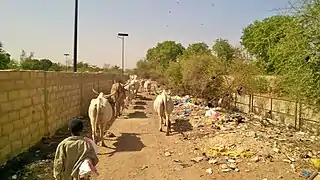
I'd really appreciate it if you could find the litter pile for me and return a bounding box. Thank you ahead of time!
[172,95,245,129]
[172,95,320,179]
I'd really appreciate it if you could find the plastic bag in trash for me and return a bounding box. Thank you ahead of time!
[205,108,220,119]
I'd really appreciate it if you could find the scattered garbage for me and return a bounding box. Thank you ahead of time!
[206,168,213,174]
[164,152,171,157]
[301,170,313,177]
[311,158,320,169]
[191,156,204,163]
[141,165,148,170]
[203,146,254,158]
[208,158,218,164]
[171,94,320,178]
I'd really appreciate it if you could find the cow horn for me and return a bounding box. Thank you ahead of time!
[103,91,116,98]
[92,85,99,95]
[125,80,131,86]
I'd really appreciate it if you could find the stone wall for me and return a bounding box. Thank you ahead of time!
[233,93,320,135]
[0,70,126,165]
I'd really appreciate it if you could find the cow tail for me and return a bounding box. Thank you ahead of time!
[94,98,101,139]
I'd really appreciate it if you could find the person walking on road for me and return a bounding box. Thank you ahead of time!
[53,119,99,180]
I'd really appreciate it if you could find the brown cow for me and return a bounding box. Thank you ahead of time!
[110,80,130,118]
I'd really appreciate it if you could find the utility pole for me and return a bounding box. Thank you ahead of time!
[117,33,129,74]
[64,53,70,71]
[73,0,79,72]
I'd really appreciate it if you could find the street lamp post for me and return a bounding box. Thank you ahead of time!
[64,53,70,72]
[117,33,129,74]
[73,0,79,72]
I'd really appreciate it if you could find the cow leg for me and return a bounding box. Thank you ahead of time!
[158,114,163,132]
[117,104,121,116]
[115,102,120,117]
[99,125,107,147]
[90,119,97,144]
[165,113,171,136]
[166,119,171,136]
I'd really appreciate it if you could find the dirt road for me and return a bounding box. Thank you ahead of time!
[0,93,314,180]
[96,94,212,180]
[95,93,311,180]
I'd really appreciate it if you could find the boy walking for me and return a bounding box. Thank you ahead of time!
[53,119,99,180]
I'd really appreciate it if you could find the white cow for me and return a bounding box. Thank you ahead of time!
[143,79,152,94]
[131,79,140,98]
[88,87,115,147]
[153,89,174,136]
[124,80,134,105]
[123,77,140,104]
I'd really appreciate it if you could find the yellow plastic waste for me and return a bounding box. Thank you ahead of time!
[230,121,238,125]
[203,147,254,158]
[203,117,213,125]
[310,158,320,169]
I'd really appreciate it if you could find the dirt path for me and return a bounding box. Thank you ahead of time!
[95,93,312,180]
[0,93,315,180]
[96,94,212,180]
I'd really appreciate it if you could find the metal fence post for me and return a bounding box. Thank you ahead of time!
[249,94,252,113]
[294,101,298,129]
[298,103,302,130]
[270,97,273,119]
[234,93,237,108]
[251,94,254,112]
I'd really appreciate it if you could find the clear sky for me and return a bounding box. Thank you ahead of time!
[1,0,290,69]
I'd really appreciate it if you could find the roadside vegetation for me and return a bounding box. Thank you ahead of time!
[133,0,320,107]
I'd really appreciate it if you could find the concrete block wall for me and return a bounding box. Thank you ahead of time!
[233,93,320,135]
[0,70,126,165]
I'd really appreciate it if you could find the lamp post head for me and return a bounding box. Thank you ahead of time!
[117,33,129,37]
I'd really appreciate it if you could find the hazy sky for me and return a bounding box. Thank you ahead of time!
[1,0,290,69]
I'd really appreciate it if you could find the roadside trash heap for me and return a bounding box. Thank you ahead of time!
[172,95,245,129]
[172,95,320,178]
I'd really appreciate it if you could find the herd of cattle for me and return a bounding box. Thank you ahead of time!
[87,75,175,147]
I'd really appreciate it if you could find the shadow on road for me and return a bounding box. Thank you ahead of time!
[171,118,193,135]
[139,96,153,101]
[135,101,147,106]
[127,111,148,118]
[106,133,146,157]
[133,105,146,110]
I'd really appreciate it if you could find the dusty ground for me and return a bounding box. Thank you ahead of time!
[0,93,318,180]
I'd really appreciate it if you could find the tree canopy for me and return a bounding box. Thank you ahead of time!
[212,38,235,62]
[182,42,211,58]
[240,15,298,72]
[146,41,185,72]
[0,42,11,69]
